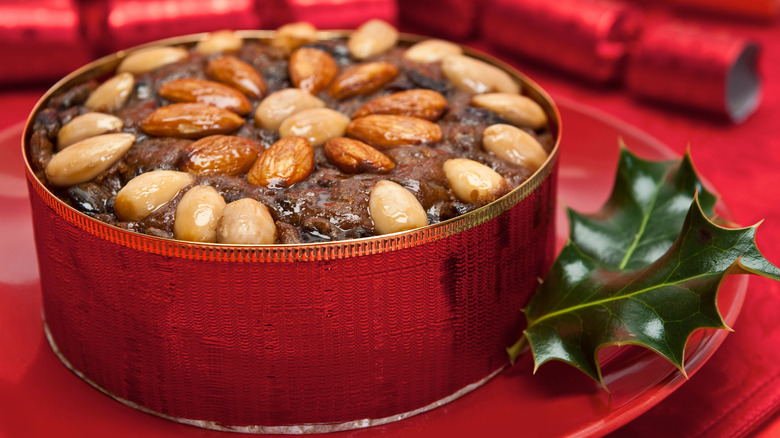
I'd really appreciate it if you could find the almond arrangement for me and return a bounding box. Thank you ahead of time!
[28,19,554,244]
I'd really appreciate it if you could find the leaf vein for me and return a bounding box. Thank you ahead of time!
[617,178,665,269]
[529,272,716,326]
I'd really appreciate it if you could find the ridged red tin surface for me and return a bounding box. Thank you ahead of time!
[29,164,557,427]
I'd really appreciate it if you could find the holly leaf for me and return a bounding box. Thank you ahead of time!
[568,144,717,270]
[510,145,780,386]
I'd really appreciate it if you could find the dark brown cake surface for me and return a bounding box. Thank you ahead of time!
[28,22,554,244]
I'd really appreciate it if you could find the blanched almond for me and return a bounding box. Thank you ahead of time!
[206,56,267,99]
[84,72,135,111]
[324,137,394,174]
[348,19,399,60]
[141,103,244,139]
[471,93,548,129]
[352,89,447,121]
[57,112,124,150]
[278,108,349,147]
[158,78,252,115]
[346,115,442,150]
[117,46,189,75]
[114,170,194,221]
[369,180,428,234]
[173,185,227,243]
[329,62,399,100]
[217,198,277,244]
[45,133,135,187]
[441,55,519,94]
[179,135,262,175]
[482,124,547,171]
[247,136,314,187]
[289,47,338,94]
[272,22,317,54]
[195,30,243,54]
[254,88,325,130]
[404,39,463,63]
[443,158,509,205]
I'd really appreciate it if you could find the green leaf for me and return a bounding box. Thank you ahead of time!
[569,144,716,271]
[512,145,780,387]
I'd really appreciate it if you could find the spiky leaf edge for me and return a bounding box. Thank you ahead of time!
[509,195,780,387]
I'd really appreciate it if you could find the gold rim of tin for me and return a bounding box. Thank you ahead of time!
[22,31,561,262]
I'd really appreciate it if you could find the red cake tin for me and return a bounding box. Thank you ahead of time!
[22,31,561,433]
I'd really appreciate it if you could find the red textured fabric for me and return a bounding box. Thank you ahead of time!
[103,0,260,51]
[664,0,777,19]
[0,0,93,84]
[481,0,643,82]
[625,21,760,122]
[472,4,780,436]
[2,0,779,434]
[397,0,480,40]
[27,164,558,427]
[286,0,398,29]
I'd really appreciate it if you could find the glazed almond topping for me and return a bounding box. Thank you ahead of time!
[45,133,136,187]
[328,61,400,100]
[159,78,252,115]
[141,103,245,138]
[179,135,262,176]
[346,115,442,150]
[117,47,189,75]
[173,185,227,242]
[195,30,243,54]
[324,137,395,174]
[217,198,277,244]
[84,73,135,111]
[278,108,350,147]
[352,89,448,121]
[348,19,399,60]
[27,19,554,244]
[289,47,338,94]
[206,56,267,99]
[114,170,194,222]
[441,55,520,94]
[57,113,124,150]
[253,88,325,130]
[247,136,315,188]
[369,180,428,234]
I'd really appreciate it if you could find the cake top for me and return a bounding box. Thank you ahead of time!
[27,19,555,244]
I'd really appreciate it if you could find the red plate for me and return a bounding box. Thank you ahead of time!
[0,96,746,438]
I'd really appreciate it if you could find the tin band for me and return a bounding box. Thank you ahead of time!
[25,148,557,262]
[22,31,561,263]
[44,314,505,434]
[27,31,560,430]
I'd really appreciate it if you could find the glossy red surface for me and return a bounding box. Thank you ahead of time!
[0,0,93,84]
[490,9,780,435]
[30,147,555,428]
[0,96,746,437]
[482,0,641,82]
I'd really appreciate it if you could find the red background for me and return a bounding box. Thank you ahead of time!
[0,0,779,436]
